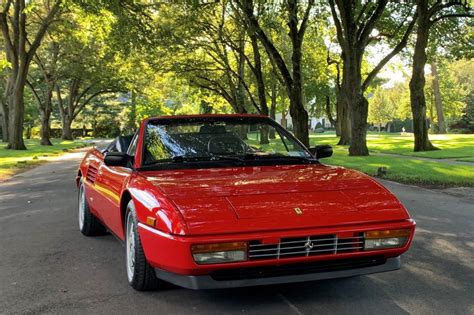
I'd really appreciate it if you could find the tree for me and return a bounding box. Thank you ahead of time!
[369,85,407,132]
[53,7,125,139]
[409,0,471,151]
[154,2,252,114]
[328,0,417,155]
[430,61,446,133]
[27,41,60,145]
[429,59,472,124]
[0,0,61,149]
[236,0,315,147]
[0,54,8,142]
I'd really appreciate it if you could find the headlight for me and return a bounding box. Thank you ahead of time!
[364,229,410,250]
[191,242,247,264]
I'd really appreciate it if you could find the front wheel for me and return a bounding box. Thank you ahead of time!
[125,200,163,291]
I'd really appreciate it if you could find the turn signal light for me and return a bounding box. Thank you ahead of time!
[191,242,247,253]
[364,229,410,250]
[145,216,156,227]
[365,229,411,239]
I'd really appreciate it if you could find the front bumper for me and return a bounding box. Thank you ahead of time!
[138,220,414,275]
[154,256,400,289]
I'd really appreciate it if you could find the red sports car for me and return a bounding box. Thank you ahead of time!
[76,114,415,291]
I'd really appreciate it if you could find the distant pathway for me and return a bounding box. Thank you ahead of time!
[372,152,474,166]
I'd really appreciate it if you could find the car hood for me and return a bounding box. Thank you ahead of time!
[142,164,409,235]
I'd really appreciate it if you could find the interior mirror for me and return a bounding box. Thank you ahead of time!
[104,152,130,167]
[309,145,333,159]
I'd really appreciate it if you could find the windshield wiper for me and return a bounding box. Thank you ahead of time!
[143,154,312,168]
[171,155,244,164]
[242,153,313,163]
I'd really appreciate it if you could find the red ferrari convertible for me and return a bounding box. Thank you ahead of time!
[77,114,415,291]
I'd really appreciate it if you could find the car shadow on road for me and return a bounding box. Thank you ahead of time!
[135,223,474,314]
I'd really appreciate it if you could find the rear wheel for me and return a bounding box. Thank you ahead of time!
[125,200,162,291]
[78,181,106,236]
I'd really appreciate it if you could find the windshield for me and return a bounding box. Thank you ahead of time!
[142,117,312,166]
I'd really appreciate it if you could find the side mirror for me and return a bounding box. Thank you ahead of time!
[104,152,130,167]
[309,144,333,159]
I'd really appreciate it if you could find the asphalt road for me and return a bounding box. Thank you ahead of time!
[0,149,473,315]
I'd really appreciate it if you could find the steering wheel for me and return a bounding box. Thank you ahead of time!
[207,134,247,155]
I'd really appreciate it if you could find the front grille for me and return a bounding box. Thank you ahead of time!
[210,256,386,281]
[248,234,364,260]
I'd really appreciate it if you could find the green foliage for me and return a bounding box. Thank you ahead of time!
[369,85,407,127]
[2,0,473,149]
[426,59,473,130]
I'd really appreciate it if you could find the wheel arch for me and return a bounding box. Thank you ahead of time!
[120,182,188,236]
[76,169,82,187]
[120,190,133,233]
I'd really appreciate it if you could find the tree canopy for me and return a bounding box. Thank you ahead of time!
[0,0,472,152]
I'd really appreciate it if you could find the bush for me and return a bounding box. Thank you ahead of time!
[449,119,474,134]
[93,119,121,138]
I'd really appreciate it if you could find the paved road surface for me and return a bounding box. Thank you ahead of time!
[0,149,473,315]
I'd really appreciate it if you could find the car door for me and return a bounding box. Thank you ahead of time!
[93,136,136,237]
[94,163,131,237]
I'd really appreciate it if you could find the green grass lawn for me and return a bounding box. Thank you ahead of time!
[310,132,474,159]
[0,138,87,180]
[246,131,473,187]
[320,144,473,187]
[308,132,473,187]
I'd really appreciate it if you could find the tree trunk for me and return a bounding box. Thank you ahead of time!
[342,48,369,156]
[269,77,277,139]
[39,110,52,145]
[336,97,350,143]
[130,89,137,131]
[288,12,309,148]
[250,33,270,144]
[431,62,446,134]
[0,99,8,142]
[337,60,353,146]
[39,85,54,145]
[236,35,247,114]
[7,85,27,150]
[289,88,309,147]
[325,96,337,129]
[409,0,437,151]
[61,115,73,140]
[349,96,369,155]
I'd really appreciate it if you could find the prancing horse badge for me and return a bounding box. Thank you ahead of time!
[294,207,303,215]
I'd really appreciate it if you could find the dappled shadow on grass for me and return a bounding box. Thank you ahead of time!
[310,132,474,159]
[325,152,474,187]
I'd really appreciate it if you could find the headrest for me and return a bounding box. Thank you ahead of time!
[199,125,227,134]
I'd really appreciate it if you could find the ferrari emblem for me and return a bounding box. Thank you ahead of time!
[304,240,314,249]
[294,207,303,215]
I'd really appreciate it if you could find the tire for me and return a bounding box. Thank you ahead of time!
[78,180,107,236]
[125,200,162,291]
